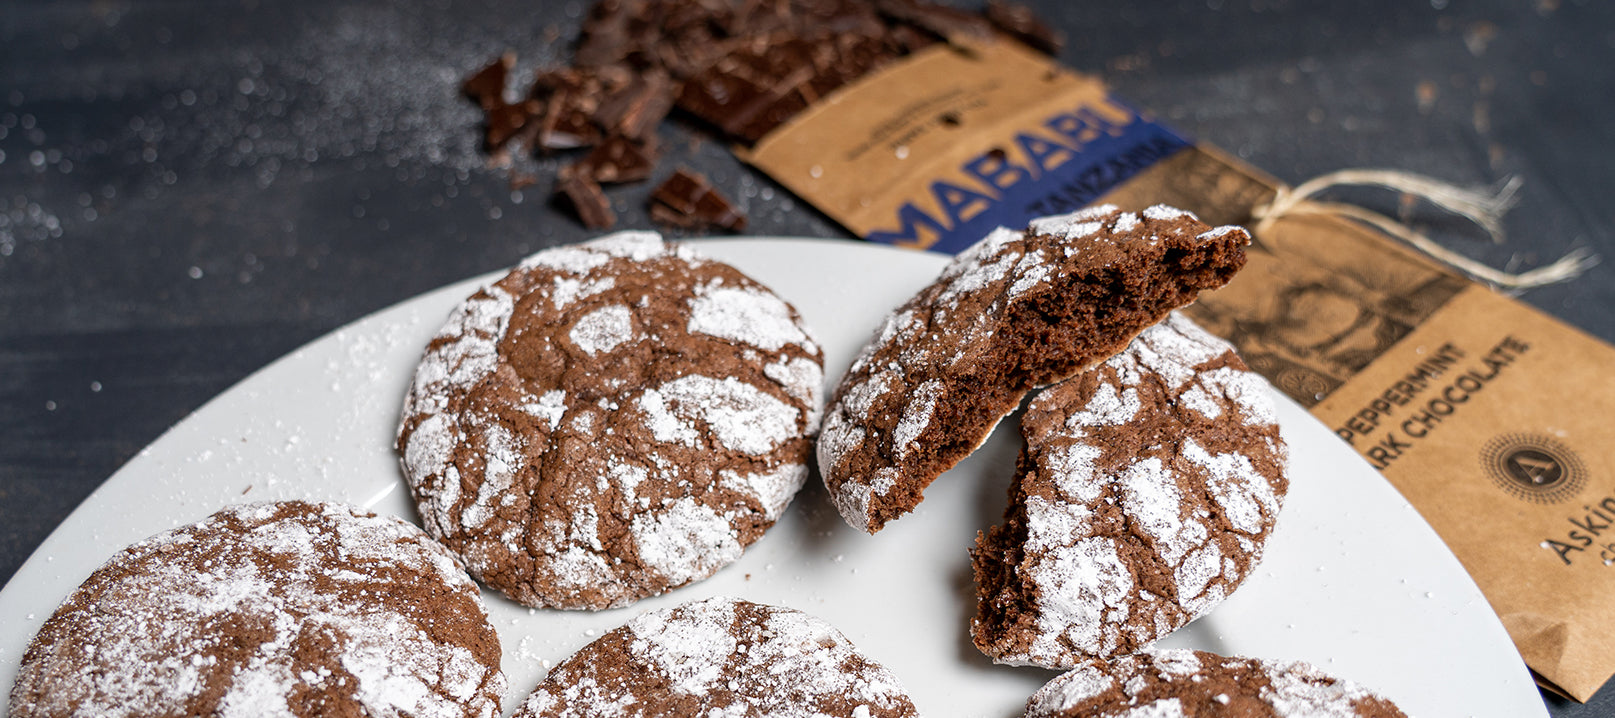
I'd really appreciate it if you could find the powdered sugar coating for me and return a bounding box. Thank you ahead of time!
[568,304,636,355]
[10,501,505,718]
[1027,204,1119,238]
[397,232,823,610]
[1023,649,1406,718]
[820,205,1249,533]
[973,313,1288,667]
[516,597,919,718]
[688,282,816,352]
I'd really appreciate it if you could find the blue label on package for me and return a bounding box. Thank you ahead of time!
[864,97,1191,255]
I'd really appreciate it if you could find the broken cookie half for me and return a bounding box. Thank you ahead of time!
[971,312,1288,667]
[817,204,1251,533]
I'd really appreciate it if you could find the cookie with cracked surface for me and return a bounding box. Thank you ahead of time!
[516,596,919,718]
[10,500,506,718]
[396,231,824,610]
[818,204,1250,533]
[1023,648,1407,718]
[972,313,1287,667]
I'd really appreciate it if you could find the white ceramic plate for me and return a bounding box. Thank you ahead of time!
[0,238,1543,717]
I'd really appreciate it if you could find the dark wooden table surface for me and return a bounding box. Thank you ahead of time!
[3,0,1612,713]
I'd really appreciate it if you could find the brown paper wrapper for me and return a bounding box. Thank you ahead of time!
[745,39,1615,702]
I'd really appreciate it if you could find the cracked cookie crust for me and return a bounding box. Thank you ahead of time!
[396,231,823,609]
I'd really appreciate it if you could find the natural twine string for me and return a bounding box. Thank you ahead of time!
[1249,168,1599,291]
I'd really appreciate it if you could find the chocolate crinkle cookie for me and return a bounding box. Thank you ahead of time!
[818,204,1250,533]
[396,231,824,610]
[517,596,920,718]
[972,313,1288,666]
[1024,648,1408,718]
[9,501,506,718]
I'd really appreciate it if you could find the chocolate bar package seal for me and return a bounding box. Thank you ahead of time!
[743,37,1615,702]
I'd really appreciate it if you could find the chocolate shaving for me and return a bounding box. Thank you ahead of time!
[650,168,747,232]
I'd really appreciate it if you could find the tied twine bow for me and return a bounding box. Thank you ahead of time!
[1248,169,1599,291]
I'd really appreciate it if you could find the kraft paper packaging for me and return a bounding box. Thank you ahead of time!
[744,39,1615,701]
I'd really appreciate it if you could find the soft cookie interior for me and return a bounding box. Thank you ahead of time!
[820,205,1251,533]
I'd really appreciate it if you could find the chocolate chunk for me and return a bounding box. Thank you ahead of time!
[557,170,616,229]
[510,172,540,191]
[463,53,542,153]
[462,52,514,110]
[678,33,899,143]
[575,134,659,184]
[530,66,634,150]
[574,0,641,68]
[985,0,1064,55]
[594,67,675,139]
[462,0,1067,229]
[484,100,539,152]
[650,168,747,232]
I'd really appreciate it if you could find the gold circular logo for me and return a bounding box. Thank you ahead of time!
[1481,433,1586,503]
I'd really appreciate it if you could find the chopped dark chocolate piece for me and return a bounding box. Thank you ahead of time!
[595,68,675,139]
[483,100,539,152]
[575,134,659,184]
[650,168,747,232]
[510,173,540,191]
[463,53,541,153]
[530,66,635,151]
[557,170,617,229]
[574,0,640,68]
[678,32,899,143]
[462,52,514,111]
[985,0,1063,55]
[463,0,1066,229]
